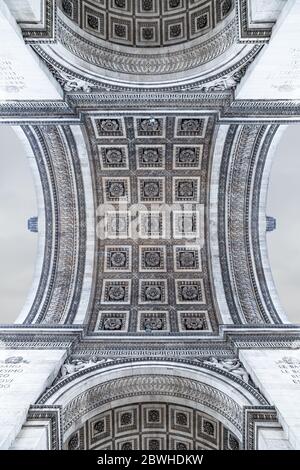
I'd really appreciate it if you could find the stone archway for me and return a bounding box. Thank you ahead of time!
[65,400,241,451]
[38,360,268,450]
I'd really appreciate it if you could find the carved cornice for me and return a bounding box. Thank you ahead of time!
[0,330,82,350]
[71,329,300,357]
[0,101,75,122]
[2,96,300,123]
[49,356,268,404]
[227,332,300,352]
[222,100,300,121]
[69,91,232,110]
[35,32,262,93]
[1,326,299,350]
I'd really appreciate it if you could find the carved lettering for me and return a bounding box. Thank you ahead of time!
[0,357,29,390]
[276,357,300,384]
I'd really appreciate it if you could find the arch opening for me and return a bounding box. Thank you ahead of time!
[39,361,267,450]
[0,125,39,324]
[266,125,300,324]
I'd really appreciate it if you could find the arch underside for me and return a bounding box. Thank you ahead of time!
[65,400,241,450]
[38,361,268,450]
[1,0,297,452]
[35,0,261,90]
[19,115,284,331]
[7,2,287,330]
[10,109,286,451]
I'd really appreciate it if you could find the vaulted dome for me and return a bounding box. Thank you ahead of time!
[41,0,247,87]
[59,0,233,49]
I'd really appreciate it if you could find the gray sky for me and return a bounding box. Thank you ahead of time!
[267,125,300,324]
[0,125,37,323]
[0,125,299,324]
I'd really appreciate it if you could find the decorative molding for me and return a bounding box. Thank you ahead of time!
[2,95,300,123]
[21,125,55,324]
[21,0,57,44]
[0,101,75,121]
[236,0,273,43]
[39,356,268,407]
[21,126,86,325]
[243,406,278,450]
[37,125,84,323]
[222,100,300,121]
[218,124,283,325]
[226,124,268,323]
[250,125,283,323]
[0,333,79,350]
[28,405,63,450]
[58,374,244,433]
[73,342,234,357]
[228,333,300,351]
[69,92,232,110]
[36,39,261,93]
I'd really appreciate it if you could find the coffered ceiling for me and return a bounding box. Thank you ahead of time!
[66,401,240,450]
[59,0,234,48]
[86,113,219,334]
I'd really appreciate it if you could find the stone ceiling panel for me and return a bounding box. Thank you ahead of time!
[86,113,219,335]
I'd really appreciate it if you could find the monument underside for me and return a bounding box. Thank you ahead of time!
[1,0,300,451]
[19,118,283,330]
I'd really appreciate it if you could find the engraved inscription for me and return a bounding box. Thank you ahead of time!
[276,356,300,385]
[0,59,25,93]
[0,357,29,390]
